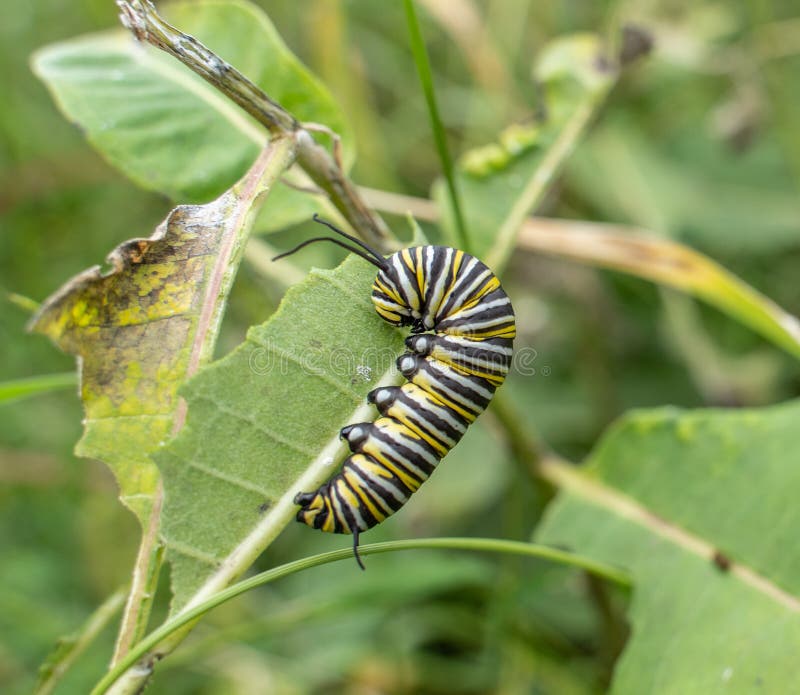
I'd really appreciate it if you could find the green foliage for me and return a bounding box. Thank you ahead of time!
[32,0,349,226]
[0,373,76,405]
[537,401,800,692]
[5,0,800,693]
[434,33,616,269]
[158,256,405,610]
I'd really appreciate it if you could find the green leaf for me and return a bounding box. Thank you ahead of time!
[29,139,296,525]
[156,255,406,611]
[567,119,800,252]
[536,401,800,693]
[32,0,351,215]
[434,33,616,268]
[0,372,76,405]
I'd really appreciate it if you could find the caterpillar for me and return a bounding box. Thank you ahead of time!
[274,215,515,568]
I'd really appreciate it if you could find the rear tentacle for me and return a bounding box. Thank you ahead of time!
[352,528,365,571]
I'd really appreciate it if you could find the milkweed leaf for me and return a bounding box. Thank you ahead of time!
[32,0,350,227]
[536,401,800,693]
[156,256,405,611]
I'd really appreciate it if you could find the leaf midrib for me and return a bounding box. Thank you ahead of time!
[540,456,800,613]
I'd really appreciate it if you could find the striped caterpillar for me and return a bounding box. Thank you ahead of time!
[275,216,515,567]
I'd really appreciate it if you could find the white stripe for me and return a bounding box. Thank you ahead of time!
[351,461,407,505]
[331,478,363,531]
[375,421,439,468]
[391,254,420,312]
[403,387,467,435]
[416,363,485,412]
[434,334,513,357]
[443,296,511,322]
[443,262,490,315]
[423,248,451,326]
[425,356,495,399]
[392,398,456,448]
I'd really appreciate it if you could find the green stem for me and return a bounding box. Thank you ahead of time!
[116,0,392,249]
[404,0,470,253]
[487,94,606,271]
[35,587,128,695]
[92,537,629,694]
[0,372,77,405]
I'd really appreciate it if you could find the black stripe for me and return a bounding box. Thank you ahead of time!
[350,456,408,511]
[395,387,470,445]
[438,257,489,318]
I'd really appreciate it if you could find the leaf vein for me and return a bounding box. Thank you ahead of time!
[162,538,223,567]
[185,458,273,498]
[193,395,319,458]
[245,339,364,401]
[317,272,373,309]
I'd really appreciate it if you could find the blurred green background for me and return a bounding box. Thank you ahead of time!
[3,1,800,693]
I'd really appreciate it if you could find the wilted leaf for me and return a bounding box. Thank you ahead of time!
[32,0,351,221]
[435,33,616,268]
[536,401,800,693]
[516,218,800,361]
[29,139,296,524]
[156,256,405,611]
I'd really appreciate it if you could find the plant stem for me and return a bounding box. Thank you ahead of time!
[92,537,630,694]
[115,0,392,249]
[0,372,77,405]
[486,95,606,271]
[110,509,164,666]
[108,137,298,675]
[403,0,470,253]
[489,389,555,510]
[35,587,128,695]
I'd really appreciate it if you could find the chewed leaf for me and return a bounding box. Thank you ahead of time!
[156,256,405,612]
[29,139,296,525]
[536,401,800,693]
[32,0,351,208]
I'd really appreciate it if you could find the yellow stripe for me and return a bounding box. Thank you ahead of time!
[456,277,501,313]
[364,447,421,490]
[343,469,386,522]
[375,306,402,323]
[412,372,477,421]
[388,408,449,455]
[373,278,404,305]
[468,324,516,339]
[444,250,464,299]
[322,497,336,532]
[415,247,426,296]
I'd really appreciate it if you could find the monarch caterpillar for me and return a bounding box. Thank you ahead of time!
[274,215,515,568]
